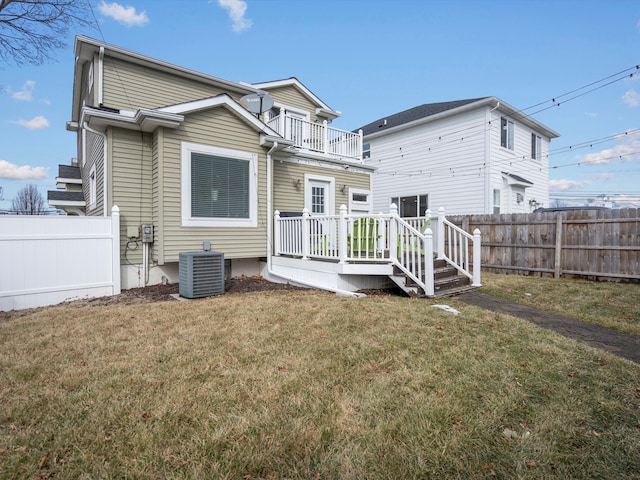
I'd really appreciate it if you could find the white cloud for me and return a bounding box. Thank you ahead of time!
[585,112,598,118]
[593,172,614,181]
[12,80,36,101]
[549,179,590,191]
[622,89,640,107]
[581,137,640,165]
[98,1,149,26]
[13,116,50,130]
[0,160,48,180]
[217,0,252,33]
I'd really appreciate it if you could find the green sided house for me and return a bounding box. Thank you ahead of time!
[48,36,381,293]
[49,36,482,297]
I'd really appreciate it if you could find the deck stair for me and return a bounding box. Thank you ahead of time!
[389,258,478,298]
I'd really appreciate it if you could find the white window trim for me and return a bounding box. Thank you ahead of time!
[88,164,97,211]
[181,142,258,228]
[304,173,335,215]
[348,188,372,214]
[532,133,542,160]
[501,117,515,151]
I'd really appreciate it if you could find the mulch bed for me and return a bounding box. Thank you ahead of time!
[0,276,402,322]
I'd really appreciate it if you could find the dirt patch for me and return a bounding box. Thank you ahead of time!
[0,276,308,322]
[0,276,405,322]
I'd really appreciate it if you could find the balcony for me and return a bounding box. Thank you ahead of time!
[266,109,363,162]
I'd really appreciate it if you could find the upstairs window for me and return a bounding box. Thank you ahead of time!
[181,142,257,227]
[501,117,514,150]
[362,143,371,159]
[531,133,542,160]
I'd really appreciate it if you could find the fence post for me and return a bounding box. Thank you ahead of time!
[437,207,445,260]
[554,214,563,278]
[274,210,281,256]
[111,205,121,295]
[377,212,385,255]
[472,228,482,286]
[302,208,310,260]
[389,203,398,262]
[339,204,348,264]
[424,228,435,296]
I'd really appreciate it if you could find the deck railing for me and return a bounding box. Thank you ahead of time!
[266,108,363,161]
[274,205,481,295]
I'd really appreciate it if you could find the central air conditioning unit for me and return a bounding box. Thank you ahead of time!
[179,251,225,299]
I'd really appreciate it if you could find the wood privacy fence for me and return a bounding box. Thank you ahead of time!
[446,208,640,281]
[0,206,121,311]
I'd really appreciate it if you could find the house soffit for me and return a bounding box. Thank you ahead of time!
[502,171,534,187]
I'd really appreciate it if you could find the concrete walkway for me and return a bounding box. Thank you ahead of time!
[456,292,640,364]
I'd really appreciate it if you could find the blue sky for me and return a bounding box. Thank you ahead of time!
[1,0,639,211]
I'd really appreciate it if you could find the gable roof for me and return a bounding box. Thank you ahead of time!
[249,78,340,121]
[358,96,560,140]
[359,98,488,136]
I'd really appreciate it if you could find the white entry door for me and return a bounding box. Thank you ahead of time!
[306,178,333,215]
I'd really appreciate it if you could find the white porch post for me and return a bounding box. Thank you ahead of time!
[110,205,121,295]
[389,203,398,262]
[358,129,363,161]
[302,208,310,260]
[279,107,286,138]
[377,212,385,254]
[274,210,281,256]
[424,228,435,296]
[339,204,348,264]
[437,207,445,260]
[323,120,329,155]
[472,228,482,286]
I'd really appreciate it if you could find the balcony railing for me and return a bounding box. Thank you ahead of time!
[266,108,363,162]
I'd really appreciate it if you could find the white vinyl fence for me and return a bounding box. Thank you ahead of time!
[0,206,121,311]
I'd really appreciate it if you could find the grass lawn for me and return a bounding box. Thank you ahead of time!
[479,273,640,336]
[1,281,639,479]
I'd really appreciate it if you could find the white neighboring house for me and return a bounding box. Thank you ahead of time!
[358,97,560,216]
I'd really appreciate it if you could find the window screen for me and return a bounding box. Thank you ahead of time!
[191,153,249,219]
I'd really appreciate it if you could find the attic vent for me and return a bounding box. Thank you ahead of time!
[179,251,225,299]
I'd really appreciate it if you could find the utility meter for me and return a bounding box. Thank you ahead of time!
[141,224,154,243]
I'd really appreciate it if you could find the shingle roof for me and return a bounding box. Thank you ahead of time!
[358,98,490,137]
[58,165,81,180]
[47,191,85,202]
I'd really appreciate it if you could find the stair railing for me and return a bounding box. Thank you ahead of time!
[437,207,482,287]
[389,204,435,296]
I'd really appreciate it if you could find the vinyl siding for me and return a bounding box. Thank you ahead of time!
[83,129,104,216]
[263,85,320,121]
[273,159,370,214]
[110,128,154,264]
[489,115,550,212]
[366,107,487,215]
[102,57,239,110]
[160,107,268,262]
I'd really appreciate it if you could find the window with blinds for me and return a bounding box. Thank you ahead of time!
[181,142,257,228]
[191,153,249,219]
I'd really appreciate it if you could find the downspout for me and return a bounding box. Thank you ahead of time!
[98,46,104,106]
[82,122,108,216]
[265,142,363,298]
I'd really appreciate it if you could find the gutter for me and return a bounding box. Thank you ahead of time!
[264,141,365,298]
